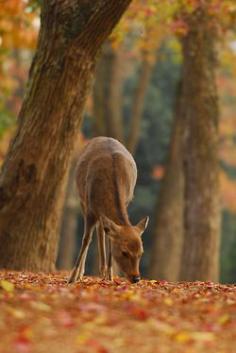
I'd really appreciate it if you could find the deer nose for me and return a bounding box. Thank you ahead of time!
[131,275,141,283]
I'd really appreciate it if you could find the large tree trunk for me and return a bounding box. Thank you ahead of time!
[179,9,220,282]
[0,0,132,271]
[93,41,124,141]
[148,82,184,281]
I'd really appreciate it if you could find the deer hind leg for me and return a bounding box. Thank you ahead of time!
[68,214,96,283]
[96,221,107,279]
[107,238,113,281]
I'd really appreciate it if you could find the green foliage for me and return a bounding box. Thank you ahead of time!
[26,0,42,11]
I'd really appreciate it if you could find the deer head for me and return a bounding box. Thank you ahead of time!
[102,216,149,283]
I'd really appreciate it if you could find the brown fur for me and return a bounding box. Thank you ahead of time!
[68,137,148,283]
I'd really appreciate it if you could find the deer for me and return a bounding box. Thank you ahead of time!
[68,136,149,284]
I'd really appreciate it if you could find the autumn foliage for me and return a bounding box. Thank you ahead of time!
[0,0,38,92]
[0,272,235,353]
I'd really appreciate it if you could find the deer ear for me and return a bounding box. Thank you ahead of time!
[136,216,149,235]
[101,216,121,240]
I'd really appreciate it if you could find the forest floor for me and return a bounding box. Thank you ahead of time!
[0,272,235,353]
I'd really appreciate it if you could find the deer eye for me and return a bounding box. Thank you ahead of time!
[122,251,129,258]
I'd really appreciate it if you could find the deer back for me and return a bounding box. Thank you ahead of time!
[75,137,137,222]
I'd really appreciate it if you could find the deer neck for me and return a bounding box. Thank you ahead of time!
[112,183,131,226]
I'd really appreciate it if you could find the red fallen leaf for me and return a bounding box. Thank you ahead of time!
[203,323,221,332]
[112,279,121,286]
[19,292,33,301]
[13,336,31,353]
[56,311,75,328]
[113,277,126,285]
[115,285,129,292]
[127,305,149,320]
[86,339,109,353]
[79,302,106,313]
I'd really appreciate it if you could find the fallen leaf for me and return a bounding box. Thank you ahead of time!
[164,297,173,306]
[13,336,31,353]
[7,307,26,319]
[30,301,51,312]
[0,279,14,292]
[86,339,110,353]
[57,311,74,328]
[191,331,215,342]
[218,314,230,325]
[174,331,192,343]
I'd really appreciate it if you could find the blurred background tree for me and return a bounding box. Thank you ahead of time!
[0,0,236,282]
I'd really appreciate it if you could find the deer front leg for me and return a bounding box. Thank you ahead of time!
[68,215,95,283]
[96,222,107,279]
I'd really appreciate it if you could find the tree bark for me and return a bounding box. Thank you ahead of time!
[148,82,184,281]
[179,9,220,282]
[0,0,132,271]
[126,56,154,154]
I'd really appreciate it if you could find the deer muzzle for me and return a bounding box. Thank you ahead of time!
[131,275,141,283]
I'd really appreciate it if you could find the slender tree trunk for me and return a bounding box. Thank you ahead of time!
[93,41,124,141]
[92,56,106,137]
[57,157,78,270]
[93,46,153,156]
[57,136,83,270]
[179,9,220,282]
[148,82,184,281]
[0,0,132,271]
[126,56,154,154]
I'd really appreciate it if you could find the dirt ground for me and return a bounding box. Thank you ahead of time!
[0,271,235,353]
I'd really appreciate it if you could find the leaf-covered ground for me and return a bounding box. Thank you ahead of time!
[0,272,235,353]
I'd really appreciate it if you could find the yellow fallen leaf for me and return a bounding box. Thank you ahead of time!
[174,331,191,343]
[76,332,91,345]
[147,318,175,335]
[218,314,230,325]
[121,290,135,300]
[31,301,51,312]
[22,327,33,339]
[0,280,14,292]
[6,307,26,319]
[92,314,107,325]
[130,293,143,302]
[164,298,173,306]
[191,332,215,342]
